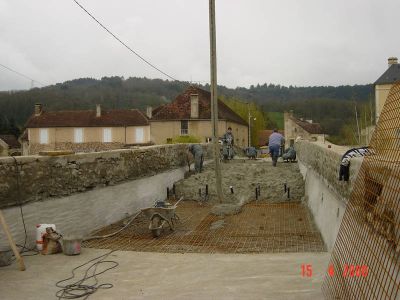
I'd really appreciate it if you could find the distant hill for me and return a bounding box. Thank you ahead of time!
[0,76,374,144]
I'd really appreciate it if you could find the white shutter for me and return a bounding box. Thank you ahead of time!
[103,128,112,142]
[39,129,48,144]
[135,127,144,143]
[74,128,83,143]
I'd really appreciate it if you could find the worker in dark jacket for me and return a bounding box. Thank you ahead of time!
[222,127,234,146]
[188,144,204,173]
[221,127,235,160]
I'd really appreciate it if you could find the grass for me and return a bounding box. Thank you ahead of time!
[170,135,201,144]
[266,112,284,129]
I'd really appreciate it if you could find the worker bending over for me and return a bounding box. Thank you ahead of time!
[188,144,204,173]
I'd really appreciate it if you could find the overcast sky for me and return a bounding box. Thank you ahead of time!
[0,0,399,91]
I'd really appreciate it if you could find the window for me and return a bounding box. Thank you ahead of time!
[181,120,188,135]
[74,128,83,143]
[103,128,112,142]
[39,128,48,144]
[135,127,144,143]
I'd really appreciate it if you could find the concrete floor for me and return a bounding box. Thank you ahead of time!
[0,249,330,300]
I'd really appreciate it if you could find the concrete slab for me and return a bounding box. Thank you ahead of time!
[0,248,330,300]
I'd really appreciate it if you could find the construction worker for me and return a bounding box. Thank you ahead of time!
[222,127,234,146]
[268,129,285,167]
[188,144,204,173]
[221,127,234,160]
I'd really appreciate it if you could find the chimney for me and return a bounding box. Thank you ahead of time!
[146,106,152,119]
[388,57,398,68]
[34,103,42,116]
[190,94,199,118]
[96,104,101,117]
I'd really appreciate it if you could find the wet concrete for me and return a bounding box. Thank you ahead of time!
[211,203,242,216]
[0,248,329,300]
[176,158,304,204]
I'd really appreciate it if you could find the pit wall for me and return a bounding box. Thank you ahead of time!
[0,144,210,249]
[295,141,362,251]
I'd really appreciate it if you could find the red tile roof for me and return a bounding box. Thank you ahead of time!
[258,130,284,147]
[290,117,323,134]
[25,108,149,128]
[152,86,248,126]
[0,135,21,149]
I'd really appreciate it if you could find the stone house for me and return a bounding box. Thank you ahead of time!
[24,104,150,155]
[148,86,249,147]
[358,57,400,144]
[283,111,324,146]
[0,134,21,156]
[375,57,400,123]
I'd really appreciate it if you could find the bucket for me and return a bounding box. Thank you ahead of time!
[62,238,82,255]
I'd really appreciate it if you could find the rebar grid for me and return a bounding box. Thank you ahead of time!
[322,83,400,299]
[83,201,325,254]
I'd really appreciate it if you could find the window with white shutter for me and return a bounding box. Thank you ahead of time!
[135,127,144,143]
[39,128,48,144]
[103,128,112,142]
[74,128,83,143]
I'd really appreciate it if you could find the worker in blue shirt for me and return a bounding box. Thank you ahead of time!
[268,129,285,167]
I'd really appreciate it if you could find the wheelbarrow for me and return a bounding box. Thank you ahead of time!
[141,197,183,238]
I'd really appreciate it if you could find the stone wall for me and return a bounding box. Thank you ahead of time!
[295,141,363,250]
[0,143,211,208]
[28,142,126,155]
[295,141,362,202]
[0,167,187,249]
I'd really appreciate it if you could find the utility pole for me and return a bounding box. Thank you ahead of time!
[209,0,223,203]
[354,102,361,145]
[247,103,251,147]
[364,108,368,145]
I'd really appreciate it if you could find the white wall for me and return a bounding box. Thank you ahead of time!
[0,167,187,250]
[298,161,346,251]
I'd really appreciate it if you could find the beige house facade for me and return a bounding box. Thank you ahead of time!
[375,57,400,123]
[284,111,324,146]
[150,120,248,147]
[149,86,248,147]
[25,104,150,155]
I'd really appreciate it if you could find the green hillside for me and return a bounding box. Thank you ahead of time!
[0,76,374,145]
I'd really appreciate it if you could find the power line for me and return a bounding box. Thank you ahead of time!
[0,63,45,86]
[72,0,179,82]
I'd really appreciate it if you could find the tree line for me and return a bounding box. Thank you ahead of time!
[0,76,374,145]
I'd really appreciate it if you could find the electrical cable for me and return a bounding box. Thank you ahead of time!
[55,249,118,299]
[0,63,45,86]
[5,156,39,263]
[72,0,179,82]
[10,156,27,250]
[83,211,141,241]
